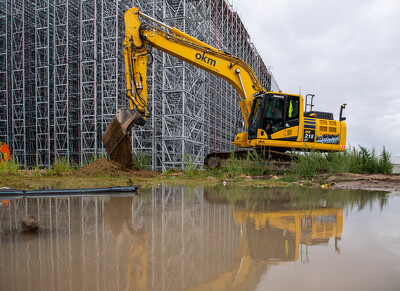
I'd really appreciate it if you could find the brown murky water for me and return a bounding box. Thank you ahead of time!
[0,186,399,291]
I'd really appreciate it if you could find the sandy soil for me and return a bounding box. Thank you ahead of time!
[74,159,158,178]
[321,173,400,195]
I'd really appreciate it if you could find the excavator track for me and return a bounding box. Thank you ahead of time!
[204,148,294,172]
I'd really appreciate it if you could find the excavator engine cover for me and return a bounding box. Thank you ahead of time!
[102,108,145,169]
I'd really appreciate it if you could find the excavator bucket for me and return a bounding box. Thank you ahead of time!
[102,108,145,169]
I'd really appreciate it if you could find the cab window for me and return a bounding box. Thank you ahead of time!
[264,97,285,134]
[287,97,299,120]
[248,97,263,138]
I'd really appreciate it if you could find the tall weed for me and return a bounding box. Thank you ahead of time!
[291,149,326,179]
[134,151,152,170]
[183,155,198,178]
[292,145,393,178]
[378,146,393,174]
[222,150,272,176]
[0,156,21,176]
[50,156,74,175]
[325,152,352,174]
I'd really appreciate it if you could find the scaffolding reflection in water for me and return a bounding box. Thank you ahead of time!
[0,186,346,291]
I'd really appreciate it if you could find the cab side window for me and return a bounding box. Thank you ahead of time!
[287,97,299,120]
[286,97,299,128]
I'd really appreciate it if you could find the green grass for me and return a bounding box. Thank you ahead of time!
[222,150,273,177]
[183,155,199,178]
[0,156,21,176]
[209,145,393,180]
[133,151,152,170]
[1,144,393,184]
[291,145,393,178]
[291,150,326,178]
[49,156,75,175]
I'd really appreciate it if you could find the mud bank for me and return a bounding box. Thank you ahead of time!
[319,173,400,195]
[75,159,158,178]
[2,159,400,194]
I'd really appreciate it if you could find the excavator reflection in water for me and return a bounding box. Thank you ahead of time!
[107,194,343,290]
[186,208,343,291]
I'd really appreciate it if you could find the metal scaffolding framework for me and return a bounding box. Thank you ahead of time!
[0,0,8,146]
[0,0,279,169]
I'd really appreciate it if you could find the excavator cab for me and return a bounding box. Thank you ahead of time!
[248,93,300,140]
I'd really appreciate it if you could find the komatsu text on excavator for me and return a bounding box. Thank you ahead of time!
[102,7,347,169]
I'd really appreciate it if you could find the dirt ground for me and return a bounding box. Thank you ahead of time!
[317,173,400,195]
[76,160,400,194]
[75,159,158,178]
[5,159,400,193]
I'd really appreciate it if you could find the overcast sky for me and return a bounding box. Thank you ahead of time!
[232,0,400,155]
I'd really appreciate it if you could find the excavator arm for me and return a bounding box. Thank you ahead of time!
[102,7,267,167]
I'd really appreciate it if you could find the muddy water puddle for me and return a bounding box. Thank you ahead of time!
[0,186,399,290]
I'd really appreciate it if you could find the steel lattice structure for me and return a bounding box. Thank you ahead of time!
[0,1,8,146]
[0,0,279,170]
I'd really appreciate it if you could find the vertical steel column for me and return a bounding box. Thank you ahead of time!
[54,0,70,159]
[10,0,26,166]
[80,0,98,164]
[159,0,206,170]
[100,0,120,155]
[0,0,8,145]
[69,1,83,165]
[35,0,51,167]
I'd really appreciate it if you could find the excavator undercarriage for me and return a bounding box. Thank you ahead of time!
[204,148,294,172]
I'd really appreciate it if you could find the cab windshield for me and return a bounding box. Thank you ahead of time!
[248,97,263,138]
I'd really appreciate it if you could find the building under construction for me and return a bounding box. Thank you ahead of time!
[0,0,279,170]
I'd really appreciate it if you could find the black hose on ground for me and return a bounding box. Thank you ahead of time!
[0,185,139,198]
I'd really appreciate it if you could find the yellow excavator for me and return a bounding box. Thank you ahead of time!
[102,7,347,168]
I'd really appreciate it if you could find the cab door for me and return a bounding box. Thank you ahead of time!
[282,96,300,141]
